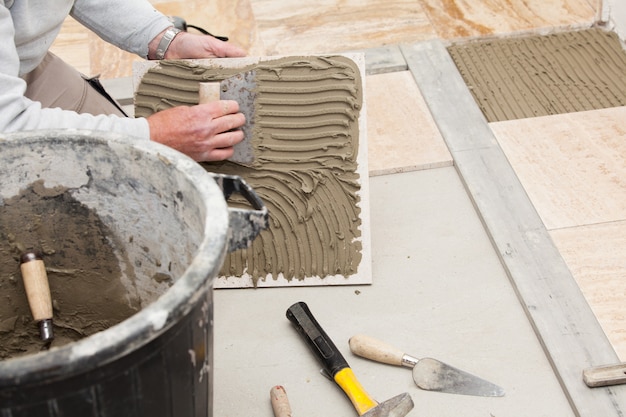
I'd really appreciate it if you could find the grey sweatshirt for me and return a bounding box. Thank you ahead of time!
[0,0,173,139]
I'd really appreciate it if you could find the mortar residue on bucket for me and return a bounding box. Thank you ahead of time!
[0,131,231,417]
[0,180,141,360]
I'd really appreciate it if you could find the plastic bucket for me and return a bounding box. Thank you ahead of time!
[0,130,266,416]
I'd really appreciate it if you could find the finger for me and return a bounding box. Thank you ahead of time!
[203,146,235,162]
[210,129,244,149]
[222,43,247,58]
[212,112,246,135]
[201,100,241,118]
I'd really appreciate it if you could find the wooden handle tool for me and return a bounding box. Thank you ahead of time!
[583,363,626,387]
[20,251,54,344]
[198,73,257,165]
[349,334,505,397]
[270,385,293,417]
[198,82,221,104]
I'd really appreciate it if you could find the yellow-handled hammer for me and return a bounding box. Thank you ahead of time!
[286,302,413,417]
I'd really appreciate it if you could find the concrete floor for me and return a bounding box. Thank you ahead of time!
[213,167,574,417]
[48,0,626,415]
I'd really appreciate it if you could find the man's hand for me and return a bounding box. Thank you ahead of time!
[147,100,245,162]
[149,29,246,59]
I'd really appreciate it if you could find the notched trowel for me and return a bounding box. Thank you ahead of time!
[198,70,257,165]
[349,334,505,397]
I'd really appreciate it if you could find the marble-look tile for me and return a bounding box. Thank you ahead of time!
[490,107,626,230]
[49,0,600,78]
[365,71,452,176]
[250,0,437,56]
[421,0,597,40]
[550,221,626,360]
[85,0,261,79]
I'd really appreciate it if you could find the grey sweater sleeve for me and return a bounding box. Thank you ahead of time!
[70,0,173,58]
[0,3,153,139]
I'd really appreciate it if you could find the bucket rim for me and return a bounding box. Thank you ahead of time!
[0,129,229,384]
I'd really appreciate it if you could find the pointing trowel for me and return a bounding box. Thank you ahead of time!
[198,70,257,165]
[349,334,505,397]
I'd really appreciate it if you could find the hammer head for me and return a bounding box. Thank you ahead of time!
[362,393,413,417]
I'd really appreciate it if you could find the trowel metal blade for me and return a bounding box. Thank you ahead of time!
[220,70,257,164]
[362,393,414,417]
[413,357,505,397]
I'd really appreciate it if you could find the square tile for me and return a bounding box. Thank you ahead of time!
[421,0,597,39]
[250,0,436,55]
[366,71,452,175]
[550,221,626,360]
[490,107,626,230]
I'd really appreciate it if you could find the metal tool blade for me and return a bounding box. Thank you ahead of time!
[413,357,505,397]
[220,69,257,164]
[362,393,414,417]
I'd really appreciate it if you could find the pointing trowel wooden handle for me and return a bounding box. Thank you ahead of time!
[349,334,407,367]
[20,251,54,343]
[583,363,626,387]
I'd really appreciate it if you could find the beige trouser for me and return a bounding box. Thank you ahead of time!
[22,52,126,117]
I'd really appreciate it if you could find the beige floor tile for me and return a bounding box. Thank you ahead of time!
[550,221,626,360]
[490,107,626,230]
[421,0,597,39]
[365,71,452,176]
[250,0,437,55]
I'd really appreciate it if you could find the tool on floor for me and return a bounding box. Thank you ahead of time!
[349,334,505,397]
[270,385,293,417]
[583,363,626,387]
[286,302,414,417]
[198,69,257,164]
[19,251,54,350]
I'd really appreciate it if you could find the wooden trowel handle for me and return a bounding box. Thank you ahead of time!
[583,363,626,387]
[20,251,53,322]
[349,334,406,366]
[198,82,221,104]
[270,385,292,417]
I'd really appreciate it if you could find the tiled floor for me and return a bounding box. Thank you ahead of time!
[48,0,624,363]
[491,106,626,359]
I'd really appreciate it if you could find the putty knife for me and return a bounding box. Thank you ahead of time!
[349,334,505,397]
[198,70,257,164]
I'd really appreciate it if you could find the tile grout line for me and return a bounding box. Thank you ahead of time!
[401,38,626,417]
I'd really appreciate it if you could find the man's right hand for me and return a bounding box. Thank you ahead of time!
[147,100,245,162]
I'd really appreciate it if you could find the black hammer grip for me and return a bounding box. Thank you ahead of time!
[286,301,350,378]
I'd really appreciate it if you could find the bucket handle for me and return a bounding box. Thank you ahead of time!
[209,174,268,252]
